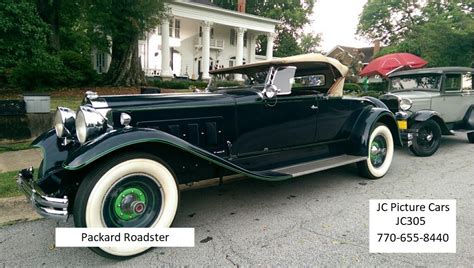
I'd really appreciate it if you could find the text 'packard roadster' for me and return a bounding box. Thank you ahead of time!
[17,54,400,258]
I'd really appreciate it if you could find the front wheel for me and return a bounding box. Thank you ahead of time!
[357,123,394,179]
[73,153,179,259]
[409,120,441,157]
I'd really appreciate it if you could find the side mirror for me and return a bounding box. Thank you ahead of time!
[262,66,297,99]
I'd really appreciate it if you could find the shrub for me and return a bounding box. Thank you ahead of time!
[344,83,362,92]
[151,80,209,90]
[10,52,68,89]
[9,50,99,89]
[59,50,100,86]
[358,90,384,98]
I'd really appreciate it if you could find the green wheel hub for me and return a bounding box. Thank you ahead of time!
[370,136,387,168]
[114,187,147,221]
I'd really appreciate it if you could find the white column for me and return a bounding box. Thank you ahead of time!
[201,21,212,81]
[235,27,246,81]
[247,33,257,64]
[161,19,173,80]
[266,32,275,60]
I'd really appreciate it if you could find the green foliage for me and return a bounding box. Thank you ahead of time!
[213,0,318,57]
[300,33,322,54]
[0,0,49,69]
[359,0,474,67]
[358,90,384,98]
[343,83,362,92]
[10,51,98,89]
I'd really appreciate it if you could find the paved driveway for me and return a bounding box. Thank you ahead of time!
[0,135,473,266]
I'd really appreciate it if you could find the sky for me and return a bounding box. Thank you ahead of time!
[307,0,372,53]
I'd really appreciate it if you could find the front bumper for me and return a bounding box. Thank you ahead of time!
[16,167,69,221]
[395,112,414,147]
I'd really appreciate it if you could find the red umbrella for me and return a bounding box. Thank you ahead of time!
[360,53,428,78]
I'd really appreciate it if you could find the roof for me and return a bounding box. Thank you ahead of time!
[389,67,474,77]
[210,53,349,77]
[189,0,215,5]
[173,1,281,25]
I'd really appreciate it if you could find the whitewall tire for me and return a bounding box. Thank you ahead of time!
[73,153,179,259]
[357,124,394,179]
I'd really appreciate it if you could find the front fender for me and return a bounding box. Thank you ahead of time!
[349,107,400,155]
[410,110,452,135]
[63,128,292,181]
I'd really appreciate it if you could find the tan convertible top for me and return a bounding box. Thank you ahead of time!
[210,53,349,77]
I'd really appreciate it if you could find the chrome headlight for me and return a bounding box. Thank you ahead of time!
[399,98,413,111]
[54,107,76,138]
[75,106,107,144]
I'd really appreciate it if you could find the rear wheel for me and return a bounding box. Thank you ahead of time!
[409,120,441,157]
[467,132,474,143]
[357,123,394,179]
[73,153,179,259]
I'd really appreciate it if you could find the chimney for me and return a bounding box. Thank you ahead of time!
[237,0,246,13]
[373,39,381,56]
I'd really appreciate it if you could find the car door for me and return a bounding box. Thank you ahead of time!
[233,94,318,156]
[315,97,367,143]
[431,73,465,123]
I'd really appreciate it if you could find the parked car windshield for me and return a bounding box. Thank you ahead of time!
[208,68,269,91]
[389,74,442,91]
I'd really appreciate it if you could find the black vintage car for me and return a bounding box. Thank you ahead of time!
[17,54,399,258]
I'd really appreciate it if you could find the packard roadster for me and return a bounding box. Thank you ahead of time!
[17,54,400,258]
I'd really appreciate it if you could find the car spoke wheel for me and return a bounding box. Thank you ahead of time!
[73,153,179,259]
[358,123,394,179]
[409,120,441,157]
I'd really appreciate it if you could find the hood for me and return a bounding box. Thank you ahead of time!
[86,92,237,111]
[381,90,440,112]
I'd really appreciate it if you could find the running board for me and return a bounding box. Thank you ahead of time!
[271,155,367,178]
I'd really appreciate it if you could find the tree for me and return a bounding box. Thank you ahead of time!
[357,0,423,44]
[358,0,474,67]
[299,33,322,54]
[213,0,317,57]
[0,0,49,69]
[88,0,168,86]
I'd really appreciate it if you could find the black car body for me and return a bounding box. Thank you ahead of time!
[380,67,474,156]
[17,54,399,258]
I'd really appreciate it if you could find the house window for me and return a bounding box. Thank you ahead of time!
[157,25,162,35]
[169,19,173,37]
[175,19,181,38]
[244,32,248,47]
[230,28,236,46]
[199,26,214,39]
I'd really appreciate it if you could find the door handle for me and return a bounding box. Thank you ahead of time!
[310,105,318,110]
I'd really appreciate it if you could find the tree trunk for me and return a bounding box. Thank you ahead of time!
[105,35,145,86]
[36,0,61,51]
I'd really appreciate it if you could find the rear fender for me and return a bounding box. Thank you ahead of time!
[462,105,474,130]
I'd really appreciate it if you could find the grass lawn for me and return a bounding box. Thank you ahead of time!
[0,141,32,153]
[49,96,83,112]
[0,171,22,198]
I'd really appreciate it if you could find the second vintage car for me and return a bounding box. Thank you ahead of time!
[380,67,474,156]
[17,54,399,258]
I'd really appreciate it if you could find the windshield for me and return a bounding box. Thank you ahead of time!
[389,74,442,91]
[208,68,270,91]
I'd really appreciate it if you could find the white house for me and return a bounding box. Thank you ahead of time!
[93,0,280,80]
